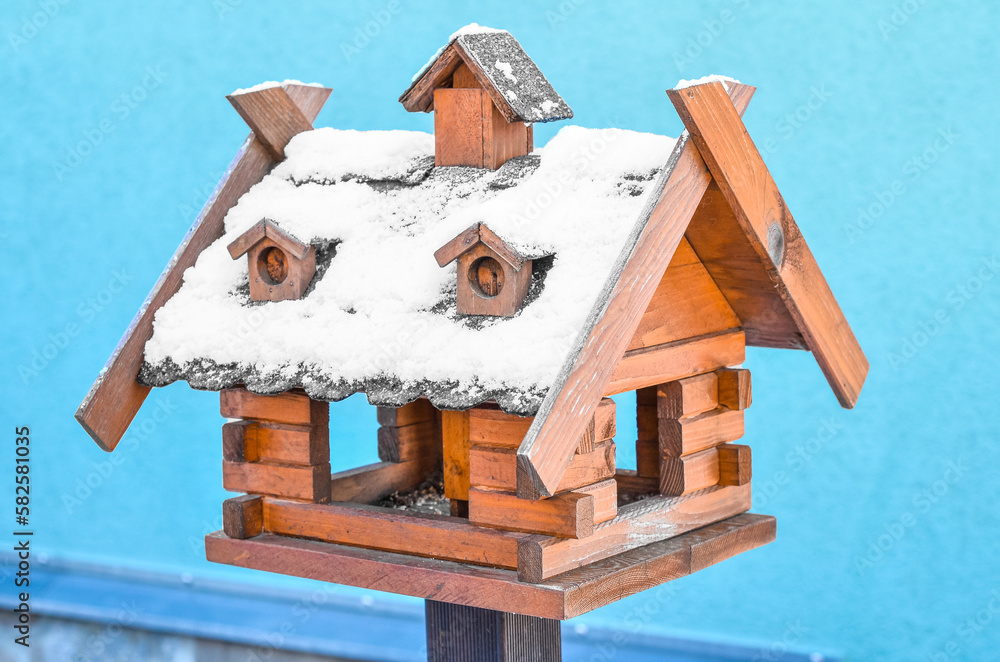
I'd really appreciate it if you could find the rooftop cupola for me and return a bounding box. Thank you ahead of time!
[399,25,573,170]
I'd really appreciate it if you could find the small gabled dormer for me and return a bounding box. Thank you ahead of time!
[227,219,316,302]
[434,223,532,317]
[400,26,573,170]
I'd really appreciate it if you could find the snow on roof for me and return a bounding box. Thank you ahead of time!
[230,80,324,96]
[140,126,676,414]
[407,26,573,123]
[673,75,740,91]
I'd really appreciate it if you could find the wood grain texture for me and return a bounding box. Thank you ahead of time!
[469,487,596,539]
[717,368,752,410]
[377,399,438,427]
[442,409,472,501]
[627,238,740,351]
[425,600,561,662]
[222,494,263,539]
[223,420,329,466]
[226,86,315,160]
[658,372,720,419]
[205,512,775,620]
[659,407,745,457]
[515,83,755,498]
[434,88,484,167]
[605,329,746,396]
[614,469,659,497]
[262,498,525,568]
[328,458,439,504]
[470,441,615,494]
[377,418,441,463]
[75,85,329,453]
[684,181,805,349]
[718,443,752,486]
[668,81,868,407]
[660,447,720,496]
[223,460,331,503]
[220,388,328,427]
[482,92,529,170]
[517,483,751,583]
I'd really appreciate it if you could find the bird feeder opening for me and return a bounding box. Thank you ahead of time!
[469,256,504,298]
[258,246,288,285]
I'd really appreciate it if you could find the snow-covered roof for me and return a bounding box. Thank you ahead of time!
[140,126,676,414]
[402,25,573,124]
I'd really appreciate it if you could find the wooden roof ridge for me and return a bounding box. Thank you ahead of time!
[399,29,573,124]
[75,82,333,452]
[227,219,312,261]
[434,222,528,270]
[515,80,868,498]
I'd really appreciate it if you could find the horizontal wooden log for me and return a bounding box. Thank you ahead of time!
[660,447,720,496]
[660,407,744,457]
[517,483,751,582]
[328,458,439,504]
[573,479,618,524]
[223,460,331,503]
[614,469,658,496]
[223,420,328,465]
[470,400,616,451]
[719,443,752,486]
[220,388,329,427]
[717,368,752,410]
[262,498,525,568]
[658,372,720,419]
[469,488,595,539]
[377,399,438,427]
[605,330,745,396]
[222,494,263,539]
[577,398,617,453]
[470,441,616,494]
[377,419,440,463]
[205,513,774,620]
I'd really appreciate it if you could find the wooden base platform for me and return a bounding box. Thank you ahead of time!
[206,512,775,620]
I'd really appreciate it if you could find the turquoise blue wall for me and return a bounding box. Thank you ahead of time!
[3,1,998,659]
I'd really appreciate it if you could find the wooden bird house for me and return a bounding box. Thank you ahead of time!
[435,222,533,316]
[77,28,868,659]
[400,26,572,169]
[227,219,316,302]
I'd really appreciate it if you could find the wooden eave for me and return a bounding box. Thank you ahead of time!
[400,41,523,124]
[227,219,312,261]
[516,80,868,498]
[434,222,527,270]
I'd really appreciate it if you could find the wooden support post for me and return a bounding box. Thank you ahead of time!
[425,600,561,662]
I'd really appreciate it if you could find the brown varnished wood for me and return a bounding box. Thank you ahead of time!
[442,409,472,501]
[718,443,752,486]
[660,447,720,496]
[669,81,868,407]
[220,388,328,427]
[262,498,525,568]
[469,487,597,539]
[717,368,752,410]
[434,88,485,167]
[223,420,328,466]
[205,513,775,620]
[627,239,740,351]
[377,399,438,427]
[329,458,439,504]
[659,406,744,457]
[605,329,746,396]
[222,494,263,539]
[470,441,616,494]
[516,483,751,582]
[226,85,314,160]
[223,460,331,503]
[482,92,530,170]
[658,372,720,419]
[685,182,805,349]
[515,84,756,498]
[377,418,441,463]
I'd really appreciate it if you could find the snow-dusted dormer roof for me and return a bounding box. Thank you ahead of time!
[400,24,574,124]
[139,126,675,414]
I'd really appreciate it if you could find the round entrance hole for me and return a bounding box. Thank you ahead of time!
[468,256,505,298]
[258,246,288,285]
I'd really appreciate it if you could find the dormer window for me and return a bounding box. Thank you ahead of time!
[435,223,532,317]
[227,219,316,302]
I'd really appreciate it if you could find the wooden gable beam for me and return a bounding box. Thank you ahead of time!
[75,83,332,452]
[667,82,868,407]
[515,82,756,499]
